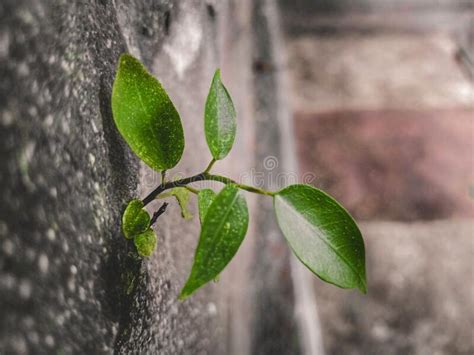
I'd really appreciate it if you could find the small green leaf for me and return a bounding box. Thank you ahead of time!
[180,185,248,299]
[112,53,184,171]
[273,184,366,293]
[122,199,150,240]
[134,228,157,257]
[170,187,193,220]
[197,189,216,224]
[204,69,236,160]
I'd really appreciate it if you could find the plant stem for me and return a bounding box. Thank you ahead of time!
[204,158,216,173]
[185,185,199,195]
[205,174,274,196]
[142,172,274,206]
[150,202,168,225]
[161,170,167,183]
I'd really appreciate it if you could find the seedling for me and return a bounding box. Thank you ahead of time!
[112,54,367,299]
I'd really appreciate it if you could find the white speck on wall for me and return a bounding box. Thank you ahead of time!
[61,120,70,135]
[44,335,55,347]
[67,278,76,292]
[38,253,49,273]
[47,228,56,241]
[22,142,36,164]
[63,240,70,253]
[78,286,86,301]
[88,153,96,165]
[19,279,32,299]
[44,114,54,127]
[455,83,474,103]
[207,302,217,316]
[27,106,37,117]
[91,120,98,133]
[17,62,30,76]
[49,187,57,198]
[163,5,203,79]
[56,314,65,326]
[19,142,36,191]
[2,239,14,256]
[0,32,10,58]
[1,110,13,126]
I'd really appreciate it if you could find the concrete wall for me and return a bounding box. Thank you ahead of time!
[0,0,312,353]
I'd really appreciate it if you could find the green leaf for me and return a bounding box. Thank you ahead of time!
[134,228,157,257]
[197,189,216,224]
[122,199,150,240]
[170,187,193,220]
[204,69,236,160]
[180,185,248,299]
[273,184,366,293]
[112,53,184,171]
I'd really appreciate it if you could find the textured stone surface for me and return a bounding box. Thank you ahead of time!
[0,1,139,353]
[0,1,243,354]
[0,1,310,354]
[314,220,474,355]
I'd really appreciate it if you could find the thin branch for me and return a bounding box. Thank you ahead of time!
[185,185,199,195]
[204,158,217,173]
[150,202,169,225]
[142,171,274,206]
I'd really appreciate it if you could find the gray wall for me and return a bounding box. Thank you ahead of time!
[0,0,311,353]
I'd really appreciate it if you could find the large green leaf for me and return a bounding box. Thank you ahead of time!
[122,199,150,240]
[274,184,366,293]
[134,228,157,257]
[180,185,248,299]
[112,53,184,171]
[204,69,236,160]
[197,188,216,224]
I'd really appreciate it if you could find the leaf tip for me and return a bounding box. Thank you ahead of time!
[178,285,192,300]
[118,52,136,67]
[358,277,368,294]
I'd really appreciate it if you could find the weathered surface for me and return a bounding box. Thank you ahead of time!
[247,1,302,354]
[279,0,473,36]
[279,2,474,355]
[314,221,474,355]
[295,109,474,221]
[0,1,140,353]
[286,34,473,112]
[0,1,310,354]
[0,1,245,353]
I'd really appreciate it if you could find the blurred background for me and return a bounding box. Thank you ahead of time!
[279,0,473,354]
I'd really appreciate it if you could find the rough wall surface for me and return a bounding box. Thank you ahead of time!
[0,0,311,354]
[0,1,249,353]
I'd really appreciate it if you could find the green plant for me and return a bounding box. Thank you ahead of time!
[112,53,367,299]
